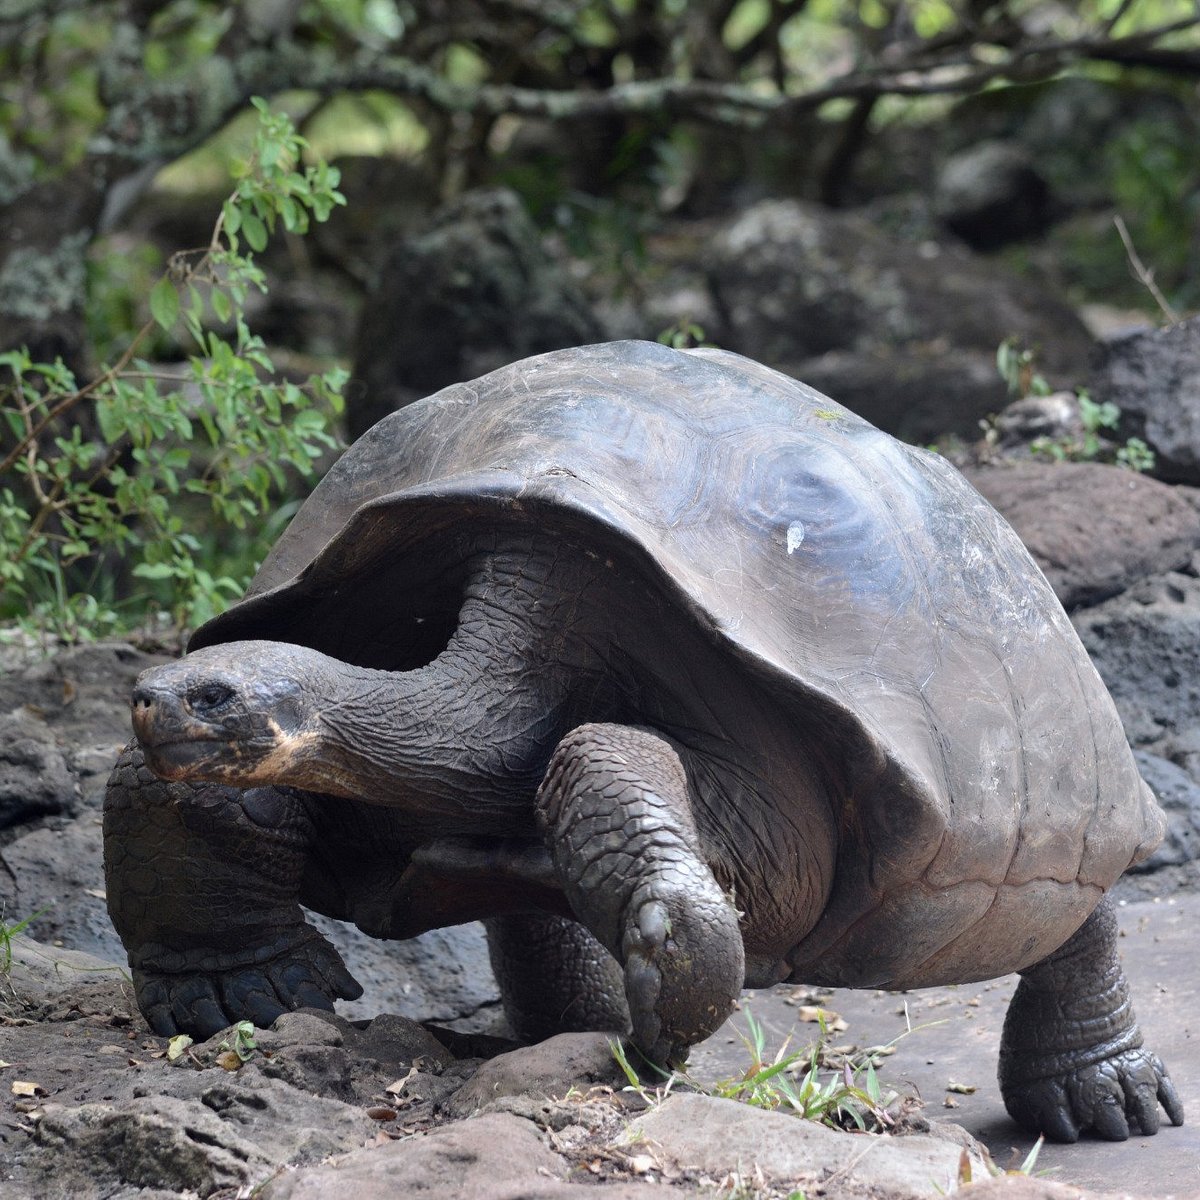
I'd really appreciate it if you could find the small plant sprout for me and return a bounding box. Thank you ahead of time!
[609,1038,677,1104]
[0,909,48,974]
[609,1006,911,1135]
[215,1021,258,1071]
[657,319,710,350]
[995,340,1155,473]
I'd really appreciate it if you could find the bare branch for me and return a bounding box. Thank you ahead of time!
[1114,216,1181,327]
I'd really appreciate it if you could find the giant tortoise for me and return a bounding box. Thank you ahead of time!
[106,339,1183,1142]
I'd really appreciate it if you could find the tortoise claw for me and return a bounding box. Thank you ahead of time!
[1005,1049,1183,1142]
[133,928,362,1039]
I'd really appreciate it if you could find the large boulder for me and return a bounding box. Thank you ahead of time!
[934,140,1056,250]
[1089,317,1200,484]
[346,188,603,438]
[1072,571,1200,752]
[962,461,1200,610]
[703,199,1093,442]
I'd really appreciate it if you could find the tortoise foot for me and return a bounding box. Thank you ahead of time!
[134,926,362,1040]
[999,897,1184,1142]
[622,886,742,1067]
[537,723,744,1068]
[1003,1048,1184,1143]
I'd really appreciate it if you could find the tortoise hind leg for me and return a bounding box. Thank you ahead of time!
[535,723,744,1066]
[104,740,361,1038]
[998,895,1184,1142]
[485,913,630,1041]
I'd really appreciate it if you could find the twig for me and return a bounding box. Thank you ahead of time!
[1114,215,1181,326]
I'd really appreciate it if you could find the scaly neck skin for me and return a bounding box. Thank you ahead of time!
[289,549,598,835]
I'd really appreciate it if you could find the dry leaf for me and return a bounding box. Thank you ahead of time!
[626,1154,656,1175]
[946,1081,977,1094]
[0,1060,11,1069]
[385,1067,419,1095]
[795,1005,847,1032]
[215,1051,242,1072]
[167,1034,194,1063]
[84,888,107,901]
[944,1096,961,1108]
[957,1148,972,1183]
[11,1081,45,1097]
[366,1106,397,1121]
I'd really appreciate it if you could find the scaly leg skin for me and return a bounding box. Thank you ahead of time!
[999,895,1184,1142]
[485,913,630,1041]
[104,740,361,1038]
[535,723,744,1067]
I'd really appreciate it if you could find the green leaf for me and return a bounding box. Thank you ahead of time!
[132,562,176,580]
[149,277,180,331]
[210,288,232,324]
[242,212,268,252]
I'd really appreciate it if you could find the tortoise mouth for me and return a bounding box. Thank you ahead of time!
[139,734,242,781]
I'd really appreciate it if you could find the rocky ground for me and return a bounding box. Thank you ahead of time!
[4,323,1200,1198]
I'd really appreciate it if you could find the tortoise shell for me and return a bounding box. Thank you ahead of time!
[191,340,1162,987]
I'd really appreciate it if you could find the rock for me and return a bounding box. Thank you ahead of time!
[447,1032,625,1117]
[618,1092,987,1196]
[1129,753,1200,872]
[1090,317,1200,483]
[962,461,1200,610]
[313,917,500,1032]
[29,1076,374,1200]
[0,709,76,830]
[1072,572,1200,748]
[934,140,1055,250]
[990,391,1081,447]
[240,1010,459,1107]
[1,812,116,955]
[1,935,131,1018]
[959,1178,1128,1200]
[32,1096,271,1197]
[706,199,1093,441]
[346,188,603,438]
[258,1112,567,1200]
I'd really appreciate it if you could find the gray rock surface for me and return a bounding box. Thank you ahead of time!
[447,1032,625,1117]
[1090,317,1200,484]
[0,709,76,830]
[619,1092,987,1196]
[1072,571,1200,749]
[258,1112,570,1199]
[1129,752,1200,873]
[963,461,1200,610]
[705,199,1093,441]
[934,140,1055,250]
[346,187,603,438]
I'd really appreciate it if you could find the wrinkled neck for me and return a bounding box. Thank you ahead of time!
[292,553,588,831]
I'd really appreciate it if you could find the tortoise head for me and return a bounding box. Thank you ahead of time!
[131,641,323,787]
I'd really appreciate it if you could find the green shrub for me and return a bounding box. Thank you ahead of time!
[0,101,347,643]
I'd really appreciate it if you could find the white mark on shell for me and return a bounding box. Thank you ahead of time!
[786,521,806,555]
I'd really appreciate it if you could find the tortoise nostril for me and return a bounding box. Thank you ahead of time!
[131,685,156,712]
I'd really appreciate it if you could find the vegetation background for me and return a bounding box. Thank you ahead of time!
[2,0,1197,643]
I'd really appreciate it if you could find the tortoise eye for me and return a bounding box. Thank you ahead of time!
[188,683,235,712]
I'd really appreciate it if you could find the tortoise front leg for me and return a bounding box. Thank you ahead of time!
[104,740,361,1038]
[485,913,630,1042]
[535,723,744,1065]
[998,895,1184,1141]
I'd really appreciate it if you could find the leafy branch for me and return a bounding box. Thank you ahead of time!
[0,100,346,642]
